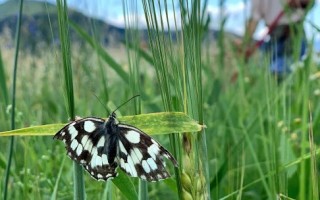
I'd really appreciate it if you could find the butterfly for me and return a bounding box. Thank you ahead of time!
[54,112,178,182]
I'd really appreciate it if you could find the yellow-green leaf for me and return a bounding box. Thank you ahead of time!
[0,112,203,137]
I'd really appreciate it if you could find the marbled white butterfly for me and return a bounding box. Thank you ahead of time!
[54,111,178,182]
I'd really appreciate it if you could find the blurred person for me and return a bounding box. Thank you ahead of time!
[235,0,314,81]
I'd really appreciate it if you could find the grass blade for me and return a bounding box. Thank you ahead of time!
[141,1,210,198]
[56,0,84,199]
[123,40,154,65]
[2,0,23,199]
[112,171,138,200]
[121,1,147,198]
[0,49,8,106]
[0,112,203,136]
[69,21,129,84]
[51,156,66,200]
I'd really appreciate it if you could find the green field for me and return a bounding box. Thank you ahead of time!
[0,1,320,200]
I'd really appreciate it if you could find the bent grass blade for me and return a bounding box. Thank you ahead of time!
[0,112,203,137]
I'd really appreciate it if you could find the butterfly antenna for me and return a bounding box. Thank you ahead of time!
[93,94,110,114]
[113,95,140,113]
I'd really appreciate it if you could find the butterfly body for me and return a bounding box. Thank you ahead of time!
[54,113,178,182]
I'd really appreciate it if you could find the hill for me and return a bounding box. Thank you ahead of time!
[0,0,57,21]
[0,0,224,52]
[0,0,130,50]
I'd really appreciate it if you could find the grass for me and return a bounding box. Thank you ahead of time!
[141,1,210,198]
[56,0,85,200]
[2,0,23,199]
[0,0,320,199]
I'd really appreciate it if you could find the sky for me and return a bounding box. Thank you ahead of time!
[0,0,319,44]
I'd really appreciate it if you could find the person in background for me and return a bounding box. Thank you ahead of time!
[235,0,314,81]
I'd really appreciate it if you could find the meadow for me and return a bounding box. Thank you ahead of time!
[0,0,320,199]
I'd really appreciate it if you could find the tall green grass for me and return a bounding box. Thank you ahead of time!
[122,1,146,199]
[141,1,210,199]
[56,0,85,199]
[0,0,320,199]
[2,0,23,199]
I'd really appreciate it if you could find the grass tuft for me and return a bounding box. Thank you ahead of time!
[141,0,210,199]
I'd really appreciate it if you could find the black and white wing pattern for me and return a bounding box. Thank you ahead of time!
[54,117,118,180]
[54,113,178,182]
[117,124,178,181]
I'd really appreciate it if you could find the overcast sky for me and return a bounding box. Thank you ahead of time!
[0,0,319,41]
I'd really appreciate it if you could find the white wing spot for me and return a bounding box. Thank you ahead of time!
[92,146,98,155]
[81,135,89,145]
[91,155,97,168]
[97,174,103,179]
[97,137,105,148]
[102,154,109,165]
[84,121,96,133]
[140,175,147,180]
[90,147,98,168]
[95,156,103,167]
[146,158,157,171]
[147,143,160,160]
[125,131,140,144]
[119,141,127,154]
[70,139,79,150]
[131,148,143,164]
[120,158,125,167]
[127,156,137,177]
[84,140,93,152]
[108,174,115,179]
[142,160,151,173]
[125,163,132,175]
[61,131,65,136]
[76,144,83,156]
[68,126,78,140]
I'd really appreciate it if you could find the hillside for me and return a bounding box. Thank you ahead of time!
[0,0,226,52]
[0,0,57,21]
[0,0,130,50]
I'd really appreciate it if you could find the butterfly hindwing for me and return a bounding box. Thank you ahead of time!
[54,117,118,181]
[117,124,178,182]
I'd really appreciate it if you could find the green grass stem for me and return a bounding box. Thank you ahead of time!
[69,21,129,84]
[2,0,23,199]
[122,1,147,198]
[141,1,210,199]
[0,49,8,107]
[56,0,84,199]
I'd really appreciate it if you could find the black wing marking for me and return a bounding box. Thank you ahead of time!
[54,117,118,181]
[117,124,178,182]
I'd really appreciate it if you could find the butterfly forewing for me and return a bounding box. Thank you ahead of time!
[54,117,118,181]
[117,124,178,182]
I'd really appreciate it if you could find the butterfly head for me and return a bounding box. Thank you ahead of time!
[109,112,119,125]
[106,95,140,126]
